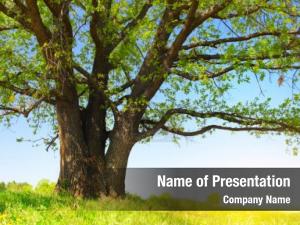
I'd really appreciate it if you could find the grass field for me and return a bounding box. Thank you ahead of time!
[0,180,299,225]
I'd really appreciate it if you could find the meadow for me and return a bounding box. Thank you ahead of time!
[0,180,299,225]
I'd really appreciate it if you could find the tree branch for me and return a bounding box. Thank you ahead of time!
[172,63,300,81]
[110,78,135,94]
[172,65,236,80]
[182,29,300,50]
[0,2,32,30]
[167,0,232,63]
[0,80,56,105]
[43,0,73,39]
[130,1,231,102]
[180,52,298,63]
[0,97,45,117]
[212,5,261,19]
[73,64,91,79]
[114,0,153,47]
[0,26,18,32]
[44,134,59,151]
[137,108,300,140]
[158,124,285,136]
[25,0,52,44]
[19,134,59,151]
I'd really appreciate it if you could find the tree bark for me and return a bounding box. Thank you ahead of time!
[105,129,134,197]
[56,103,134,198]
[56,98,109,197]
[105,114,137,197]
[54,76,108,198]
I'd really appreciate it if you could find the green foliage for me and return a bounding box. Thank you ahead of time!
[34,180,55,194]
[6,182,32,193]
[0,0,299,149]
[0,183,5,192]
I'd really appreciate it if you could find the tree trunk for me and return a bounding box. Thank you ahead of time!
[105,115,137,197]
[55,98,100,196]
[105,131,134,197]
[56,103,134,198]
[54,76,109,198]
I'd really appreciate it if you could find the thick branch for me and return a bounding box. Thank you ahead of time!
[0,2,32,30]
[166,0,199,62]
[167,1,231,65]
[158,124,285,136]
[25,0,52,44]
[130,1,231,102]
[43,0,73,39]
[129,1,181,99]
[0,1,52,44]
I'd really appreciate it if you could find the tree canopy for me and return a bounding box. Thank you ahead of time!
[0,0,300,149]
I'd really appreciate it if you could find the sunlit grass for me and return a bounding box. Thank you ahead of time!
[0,181,299,225]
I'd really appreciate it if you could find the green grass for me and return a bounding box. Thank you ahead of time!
[0,181,299,225]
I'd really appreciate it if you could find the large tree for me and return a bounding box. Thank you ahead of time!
[0,0,299,198]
